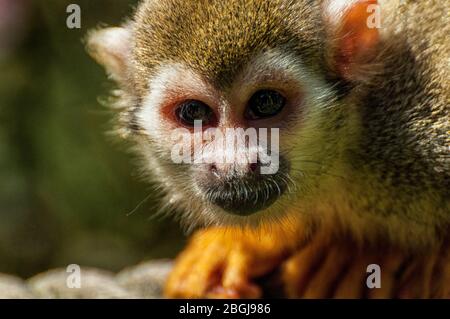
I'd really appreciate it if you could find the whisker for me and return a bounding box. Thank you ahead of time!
[126,192,155,217]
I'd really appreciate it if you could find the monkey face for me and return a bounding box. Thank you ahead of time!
[87,0,375,227]
[164,85,292,217]
[138,61,297,218]
[136,61,302,219]
[133,48,347,226]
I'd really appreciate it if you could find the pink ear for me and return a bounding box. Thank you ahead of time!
[86,27,132,82]
[325,0,380,81]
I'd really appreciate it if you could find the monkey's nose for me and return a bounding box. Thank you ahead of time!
[196,159,289,216]
[208,161,261,178]
[249,162,259,173]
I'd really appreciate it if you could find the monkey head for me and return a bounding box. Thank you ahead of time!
[86,0,383,227]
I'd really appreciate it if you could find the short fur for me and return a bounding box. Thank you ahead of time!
[87,0,449,250]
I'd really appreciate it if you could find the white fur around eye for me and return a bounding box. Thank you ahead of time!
[138,63,214,140]
[234,49,335,117]
[138,66,176,140]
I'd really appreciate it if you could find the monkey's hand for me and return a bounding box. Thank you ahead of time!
[165,227,289,298]
[280,234,450,299]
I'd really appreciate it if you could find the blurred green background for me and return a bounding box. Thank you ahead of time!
[0,0,184,277]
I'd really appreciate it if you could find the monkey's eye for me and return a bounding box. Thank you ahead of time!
[245,90,286,120]
[175,100,216,127]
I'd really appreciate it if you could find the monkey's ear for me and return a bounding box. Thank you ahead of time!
[324,0,380,81]
[86,27,132,82]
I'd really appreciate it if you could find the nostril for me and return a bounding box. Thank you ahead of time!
[249,162,259,173]
[209,163,220,178]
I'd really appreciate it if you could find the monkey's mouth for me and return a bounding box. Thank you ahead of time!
[200,172,289,216]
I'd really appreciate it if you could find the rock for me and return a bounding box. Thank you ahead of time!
[0,259,172,299]
[0,274,34,299]
[28,267,137,299]
[116,259,173,298]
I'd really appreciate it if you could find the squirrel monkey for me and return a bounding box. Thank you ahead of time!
[87,0,449,298]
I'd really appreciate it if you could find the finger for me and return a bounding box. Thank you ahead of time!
[166,240,226,298]
[206,285,244,299]
[179,241,227,297]
[220,246,262,298]
[165,240,207,297]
